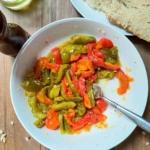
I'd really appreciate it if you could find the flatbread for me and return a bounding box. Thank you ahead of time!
[85,0,150,42]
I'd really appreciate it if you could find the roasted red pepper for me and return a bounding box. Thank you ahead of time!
[98,37,113,48]
[83,94,92,109]
[103,62,120,71]
[51,47,62,64]
[71,63,78,75]
[87,43,105,67]
[61,77,73,97]
[64,107,107,130]
[116,70,131,95]
[34,57,50,79]
[46,63,60,72]
[45,109,59,130]
[78,77,86,96]
[34,57,60,79]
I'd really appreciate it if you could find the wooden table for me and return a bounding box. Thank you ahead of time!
[0,0,150,150]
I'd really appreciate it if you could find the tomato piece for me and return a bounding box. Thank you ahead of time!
[116,70,130,95]
[96,99,108,112]
[45,109,59,130]
[51,47,62,64]
[98,38,113,48]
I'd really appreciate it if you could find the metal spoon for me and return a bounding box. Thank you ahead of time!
[93,84,150,133]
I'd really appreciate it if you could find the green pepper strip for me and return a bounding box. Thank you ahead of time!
[60,85,82,102]
[49,85,60,99]
[54,96,65,102]
[87,87,95,107]
[54,64,68,84]
[70,34,96,45]
[34,119,45,128]
[76,103,86,117]
[65,70,79,96]
[59,113,65,134]
[51,101,76,111]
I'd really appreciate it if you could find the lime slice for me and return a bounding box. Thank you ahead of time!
[1,0,32,10]
[1,0,24,6]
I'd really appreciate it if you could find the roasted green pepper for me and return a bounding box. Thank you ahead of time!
[34,119,45,128]
[87,87,95,107]
[22,77,43,92]
[65,70,79,96]
[102,47,119,64]
[54,64,68,84]
[59,113,65,134]
[54,96,65,102]
[76,102,86,117]
[51,101,76,110]
[70,34,96,44]
[48,84,60,99]
[41,69,51,85]
[97,70,115,79]
[28,97,47,119]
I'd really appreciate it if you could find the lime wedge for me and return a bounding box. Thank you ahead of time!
[1,0,32,10]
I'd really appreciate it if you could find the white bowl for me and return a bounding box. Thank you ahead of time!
[10,18,148,150]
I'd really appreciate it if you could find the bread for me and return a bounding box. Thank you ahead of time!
[85,0,150,42]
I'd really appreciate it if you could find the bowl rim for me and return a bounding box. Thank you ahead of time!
[10,17,149,150]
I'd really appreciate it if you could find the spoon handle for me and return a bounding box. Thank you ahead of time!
[104,97,150,133]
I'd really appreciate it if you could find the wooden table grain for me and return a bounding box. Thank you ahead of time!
[0,0,150,150]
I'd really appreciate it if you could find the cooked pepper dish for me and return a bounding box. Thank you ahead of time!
[22,34,131,133]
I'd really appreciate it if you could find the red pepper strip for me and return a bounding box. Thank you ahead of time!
[87,43,105,67]
[116,70,130,95]
[98,37,113,48]
[64,108,107,130]
[78,77,86,96]
[93,49,104,59]
[70,54,81,62]
[83,94,92,109]
[96,99,108,113]
[81,71,94,78]
[77,56,94,72]
[46,63,60,72]
[71,74,79,92]
[96,42,103,50]
[61,77,73,97]
[64,112,91,130]
[45,109,59,130]
[90,74,97,82]
[51,47,62,64]
[71,63,78,75]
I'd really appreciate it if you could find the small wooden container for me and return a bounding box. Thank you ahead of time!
[0,11,29,56]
